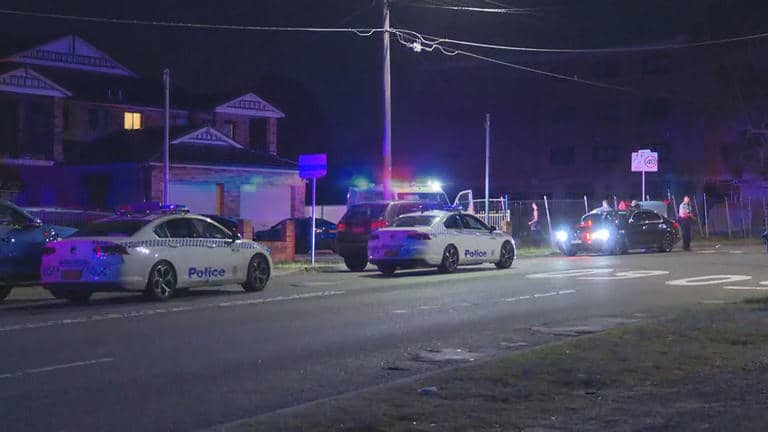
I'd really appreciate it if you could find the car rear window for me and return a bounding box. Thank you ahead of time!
[341,204,387,223]
[391,215,439,227]
[74,219,150,237]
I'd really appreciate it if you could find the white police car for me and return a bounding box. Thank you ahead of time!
[41,206,272,303]
[368,210,515,276]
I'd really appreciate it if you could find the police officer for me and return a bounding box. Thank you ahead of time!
[678,195,695,251]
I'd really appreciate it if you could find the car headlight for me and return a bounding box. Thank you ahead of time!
[555,230,568,242]
[593,229,610,241]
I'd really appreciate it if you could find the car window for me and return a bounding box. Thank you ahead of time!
[342,204,387,224]
[153,224,170,238]
[391,215,439,227]
[444,214,463,229]
[192,219,230,239]
[74,219,150,237]
[392,203,425,218]
[162,218,200,238]
[461,214,490,230]
[631,211,657,224]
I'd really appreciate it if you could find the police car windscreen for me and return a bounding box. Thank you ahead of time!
[396,192,448,205]
[391,215,439,227]
[73,219,150,237]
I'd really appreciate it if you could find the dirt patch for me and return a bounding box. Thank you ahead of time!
[212,303,768,432]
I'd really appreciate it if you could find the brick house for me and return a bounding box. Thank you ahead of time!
[0,34,305,230]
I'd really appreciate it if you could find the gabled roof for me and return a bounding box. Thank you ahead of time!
[215,93,285,118]
[64,127,297,170]
[0,67,72,97]
[171,126,242,148]
[2,35,137,77]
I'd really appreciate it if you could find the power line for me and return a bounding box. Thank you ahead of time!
[404,3,540,14]
[393,27,768,54]
[0,9,383,36]
[392,29,645,95]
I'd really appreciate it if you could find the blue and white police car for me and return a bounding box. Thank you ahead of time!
[41,205,272,303]
[368,210,516,276]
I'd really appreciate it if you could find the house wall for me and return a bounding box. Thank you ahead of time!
[149,164,305,220]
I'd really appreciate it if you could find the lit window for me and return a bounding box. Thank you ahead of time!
[123,112,142,130]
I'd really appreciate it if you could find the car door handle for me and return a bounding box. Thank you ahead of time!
[206,242,217,248]
[168,242,179,248]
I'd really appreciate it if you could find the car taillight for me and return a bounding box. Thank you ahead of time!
[371,219,387,230]
[369,233,380,240]
[42,246,56,256]
[407,232,431,240]
[93,245,129,257]
[672,221,680,230]
[337,222,346,231]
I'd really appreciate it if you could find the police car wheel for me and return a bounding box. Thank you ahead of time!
[145,261,177,301]
[344,255,368,272]
[378,264,396,277]
[243,254,270,292]
[661,233,674,252]
[0,286,11,302]
[495,241,515,269]
[438,245,459,274]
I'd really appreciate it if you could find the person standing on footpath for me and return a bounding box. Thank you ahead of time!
[678,195,695,251]
[528,202,540,246]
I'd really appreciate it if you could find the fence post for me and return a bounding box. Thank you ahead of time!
[672,195,679,219]
[748,197,752,237]
[703,193,709,239]
[693,195,704,237]
[543,195,553,247]
[741,198,747,238]
[725,197,732,239]
[613,195,618,210]
[583,195,589,214]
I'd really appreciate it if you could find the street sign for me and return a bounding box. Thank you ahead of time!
[631,150,658,172]
[299,154,327,179]
[631,149,658,200]
[298,154,327,266]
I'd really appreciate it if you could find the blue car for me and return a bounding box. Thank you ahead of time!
[0,200,76,302]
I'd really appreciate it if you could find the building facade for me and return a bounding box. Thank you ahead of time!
[0,34,304,229]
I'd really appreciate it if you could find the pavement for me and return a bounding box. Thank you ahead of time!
[1,244,767,431]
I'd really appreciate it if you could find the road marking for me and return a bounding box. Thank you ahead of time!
[696,250,717,254]
[729,250,744,254]
[505,289,575,302]
[526,268,613,279]
[0,291,345,333]
[580,270,669,280]
[724,286,768,291]
[391,310,408,314]
[0,358,113,380]
[416,305,440,310]
[699,299,727,304]
[666,275,752,286]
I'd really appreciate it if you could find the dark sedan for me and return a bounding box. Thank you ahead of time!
[554,209,680,256]
[253,217,337,254]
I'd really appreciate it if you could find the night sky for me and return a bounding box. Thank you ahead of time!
[1,0,766,202]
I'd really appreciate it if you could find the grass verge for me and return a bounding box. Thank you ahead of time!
[215,299,768,432]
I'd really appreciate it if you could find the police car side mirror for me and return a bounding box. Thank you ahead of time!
[489,226,497,232]
[24,218,43,230]
[230,231,240,242]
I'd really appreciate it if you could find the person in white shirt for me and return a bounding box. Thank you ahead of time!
[678,195,695,251]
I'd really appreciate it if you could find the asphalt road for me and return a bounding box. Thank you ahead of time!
[1,245,767,432]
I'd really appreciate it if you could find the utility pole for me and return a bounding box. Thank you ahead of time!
[163,68,170,205]
[484,113,490,224]
[382,0,392,200]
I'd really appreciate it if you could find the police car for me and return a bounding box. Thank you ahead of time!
[368,210,516,276]
[41,205,272,303]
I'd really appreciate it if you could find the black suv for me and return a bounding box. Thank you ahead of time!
[336,201,444,271]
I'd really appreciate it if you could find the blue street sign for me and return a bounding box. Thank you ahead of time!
[299,154,327,179]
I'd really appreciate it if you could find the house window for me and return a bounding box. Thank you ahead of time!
[222,121,236,139]
[123,112,142,130]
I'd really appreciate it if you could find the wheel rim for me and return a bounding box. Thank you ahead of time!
[251,257,270,287]
[501,243,513,264]
[663,234,673,251]
[151,264,175,298]
[445,247,458,270]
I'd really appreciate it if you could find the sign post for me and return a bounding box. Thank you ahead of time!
[299,154,328,266]
[631,149,658,200]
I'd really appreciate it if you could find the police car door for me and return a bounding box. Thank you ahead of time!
[162,218,211,287]
[190,218,239,284]
[442,214,466,261]
[459,214,489,263]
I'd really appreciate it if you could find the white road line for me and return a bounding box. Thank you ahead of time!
[0,358,113,380]
[728,250,744,254]
[416,305,440,310]
[696,250,717,254]
[505,289,575,302]
[391,310,408,314]
[0,291,345,333]
[724,286,768,291]
[699,299,726,304]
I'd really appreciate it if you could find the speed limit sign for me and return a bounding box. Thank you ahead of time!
[631,150,658,172]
